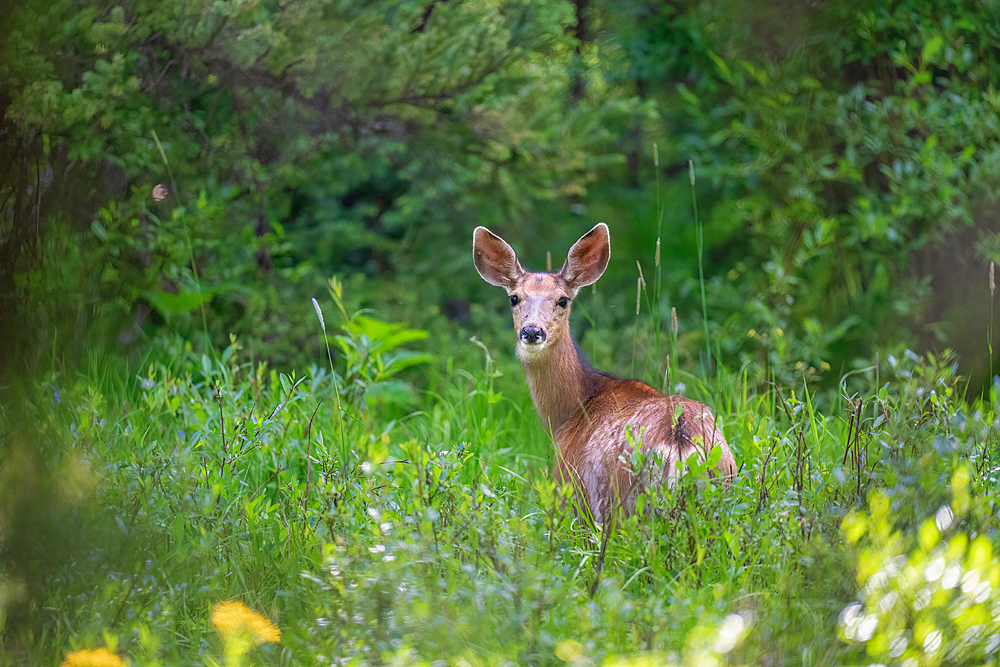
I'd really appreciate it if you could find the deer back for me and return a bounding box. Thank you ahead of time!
[554,378,736,521]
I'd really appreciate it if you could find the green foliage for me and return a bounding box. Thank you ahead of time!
[653,0,1000,386]
[6,0,1000,396]
[0,0,637,374]
[3,298,999,665]
[839,466,1000,665]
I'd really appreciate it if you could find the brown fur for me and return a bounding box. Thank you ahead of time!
[473,223,736,522]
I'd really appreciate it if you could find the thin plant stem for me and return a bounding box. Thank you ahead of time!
[991,299,995,397]
[326,282,351,477]
[653,143,664,362]
[990,261,995,400]
[668,306,678,391]
[152,129,209,346]
[151,130,179,203]
[690,159,711,373]
[632,276,641,377]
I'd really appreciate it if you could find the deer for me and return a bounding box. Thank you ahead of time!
[473,223,736,522]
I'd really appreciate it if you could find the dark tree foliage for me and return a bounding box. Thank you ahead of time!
[604,0,1000,390]
[4,0,1000,393]
[0,0,634,376]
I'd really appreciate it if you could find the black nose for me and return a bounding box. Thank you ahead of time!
[520,326,545,344]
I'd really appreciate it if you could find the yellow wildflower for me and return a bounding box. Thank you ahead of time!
[775,327,784,337]
[60,648,122,667]
[211,600,281,644]
[747,329,756,338]
[821,361,831,371]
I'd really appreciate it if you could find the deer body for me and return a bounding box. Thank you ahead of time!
[473,223,736,522]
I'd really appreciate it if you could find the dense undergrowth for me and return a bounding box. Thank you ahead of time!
[6,0,1000,663]
[2,292,999,667]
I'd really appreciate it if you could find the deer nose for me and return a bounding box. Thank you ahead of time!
[520,325,546,344]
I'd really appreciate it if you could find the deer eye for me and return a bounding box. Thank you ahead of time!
[557,297,570,308]
[509,294,520,307]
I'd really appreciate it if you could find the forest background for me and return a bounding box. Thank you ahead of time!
[4,0,1000,665]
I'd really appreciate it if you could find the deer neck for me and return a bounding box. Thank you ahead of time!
[521,334,606,435]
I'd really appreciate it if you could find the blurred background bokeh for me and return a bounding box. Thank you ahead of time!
[4,0,1000,396]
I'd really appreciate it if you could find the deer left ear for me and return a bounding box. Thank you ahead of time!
[560,223,610,289]
[473,226,523,288]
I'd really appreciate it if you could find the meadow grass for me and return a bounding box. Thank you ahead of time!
[2,292,999,666]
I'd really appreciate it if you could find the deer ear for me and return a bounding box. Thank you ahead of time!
[473,226,522,288]
[560,223,610,289]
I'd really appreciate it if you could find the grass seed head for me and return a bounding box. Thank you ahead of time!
[312,298,326,332]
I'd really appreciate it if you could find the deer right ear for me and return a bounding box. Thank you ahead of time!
[473,226,522,288]
[560,222,610,290]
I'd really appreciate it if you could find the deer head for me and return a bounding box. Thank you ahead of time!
[473,223,611,362]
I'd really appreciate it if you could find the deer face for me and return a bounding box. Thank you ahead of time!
[473,224,611,361]
[505,271,575,359]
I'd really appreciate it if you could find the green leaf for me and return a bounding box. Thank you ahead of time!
[706,443,723,469]
[706,51,733,83]
[366,379,417,407]
[91,220,108,240]
[141,289,213,321]
[922,35,943,64]
[381,350,435,375]
[345,316,429,352]
[676,82,699,107]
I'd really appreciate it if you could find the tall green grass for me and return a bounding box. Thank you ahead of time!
[2,281,999,666]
